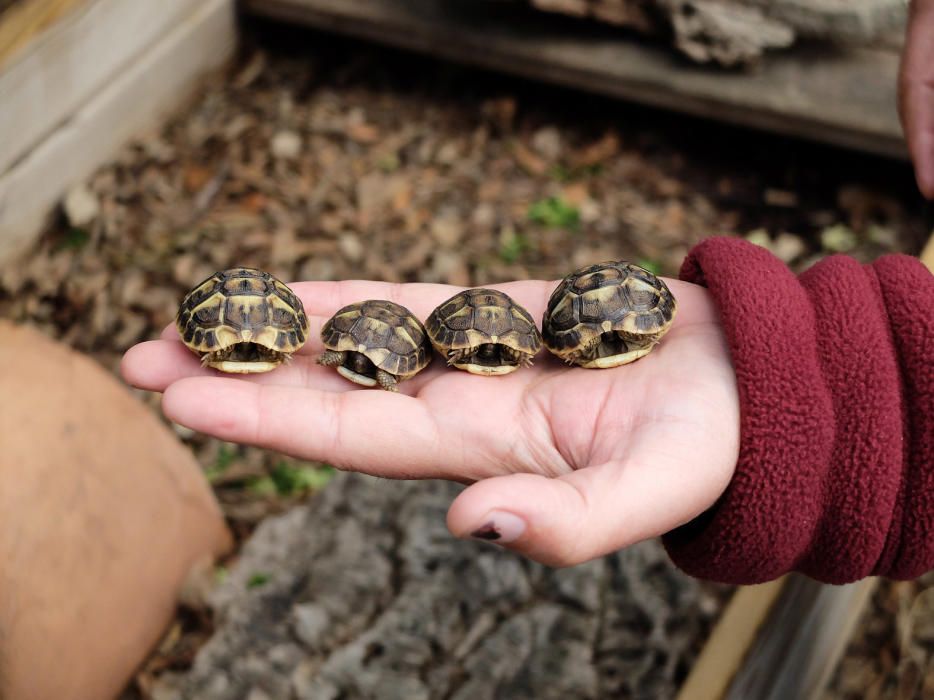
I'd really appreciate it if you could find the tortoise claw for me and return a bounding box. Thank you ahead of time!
[376,369,399,392]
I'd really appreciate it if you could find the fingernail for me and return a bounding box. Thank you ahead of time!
[469,511,526,543]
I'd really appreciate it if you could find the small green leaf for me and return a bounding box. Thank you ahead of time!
[527,197,580,230]
[247,572,271,589]
[297,464,337,490]
[548,164,572,182]
[820,224,857,253]
[246,476,278,497]
[269,462,335,496]
[214,566,229,585]
[498,230,529,264]
[377,152,401,173]
[62,227,90,250]
[636,259,661,275]
[247,463,335,497]
[205,443,238,483]
[744,228,772,249]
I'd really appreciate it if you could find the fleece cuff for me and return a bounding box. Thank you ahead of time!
[661,237,934,584]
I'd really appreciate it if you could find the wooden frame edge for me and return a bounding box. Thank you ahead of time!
[676,577,787,700]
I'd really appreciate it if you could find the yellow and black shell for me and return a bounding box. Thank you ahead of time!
[318,300,432,391]
[425,288,542,375]
[542,261,676,368]
[176,267,309,373]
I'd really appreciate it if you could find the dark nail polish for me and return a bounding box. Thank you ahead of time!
[470,522,501,540]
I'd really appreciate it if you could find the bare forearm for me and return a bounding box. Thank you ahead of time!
[899,0,934,197]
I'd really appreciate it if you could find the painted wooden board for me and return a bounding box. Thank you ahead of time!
[678,575,877,700]
[0,0,235,264]
[244,0,907,159]
[0,0,211,174]
[0,0,84,69]
[921,230,934,272]
[676,577,786,700]
[724,575,878,699]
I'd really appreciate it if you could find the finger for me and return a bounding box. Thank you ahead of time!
[446,421,736,567]
[161,376,455,479]
[122,339,358,393]
[121,340,210,389]
[899,0,934,198]
[122,338,449,395]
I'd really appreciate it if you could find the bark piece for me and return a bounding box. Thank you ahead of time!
[661,0,794,66]
[529,0,906,65]
[152,474,727,699]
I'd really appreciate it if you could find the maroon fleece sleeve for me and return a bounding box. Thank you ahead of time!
[661,237,934,585]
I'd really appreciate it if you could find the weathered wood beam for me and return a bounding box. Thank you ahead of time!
[0,0,214,174]
[0,0,236,265]
[243,0,907,159]
[676,577,786,700]
[724,575,879,700]
[921,231,934,272]
[0,0,84,69]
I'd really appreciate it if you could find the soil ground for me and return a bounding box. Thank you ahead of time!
[1,18,931,698]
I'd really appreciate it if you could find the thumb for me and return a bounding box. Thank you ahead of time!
[446,459,718,568]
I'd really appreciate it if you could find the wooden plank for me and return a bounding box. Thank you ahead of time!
[0,0,236,265]
[0,0,83,69]
[921,231,934,273]
[676,577,786,700]
[0,0,208,174]
[243,0,907,159]
[724,574,878,699]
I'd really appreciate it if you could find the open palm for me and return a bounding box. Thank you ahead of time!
[122,278,739,567]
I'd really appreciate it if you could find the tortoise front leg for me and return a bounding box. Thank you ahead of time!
[566,337,601,366]
[445,349,469,366]
[502,346,535,368]
[376,369,399,392]
[317,350,345,367]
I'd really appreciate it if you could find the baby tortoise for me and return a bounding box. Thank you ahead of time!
[318,300,432,391]
[542,261,676,368]
[426,288,541,375]
[176,267,309,373]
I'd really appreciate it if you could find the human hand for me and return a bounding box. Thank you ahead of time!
[899,0,934,198]
[121,278,739,567]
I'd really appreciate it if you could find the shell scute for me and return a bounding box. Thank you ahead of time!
[193,304,221,327]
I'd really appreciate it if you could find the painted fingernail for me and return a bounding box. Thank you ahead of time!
[469,511,526,543]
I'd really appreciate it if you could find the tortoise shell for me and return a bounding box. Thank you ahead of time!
[318,300,432,390]
[176,267,309,373]
[425,288,542,375]
[542,261,676,368]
